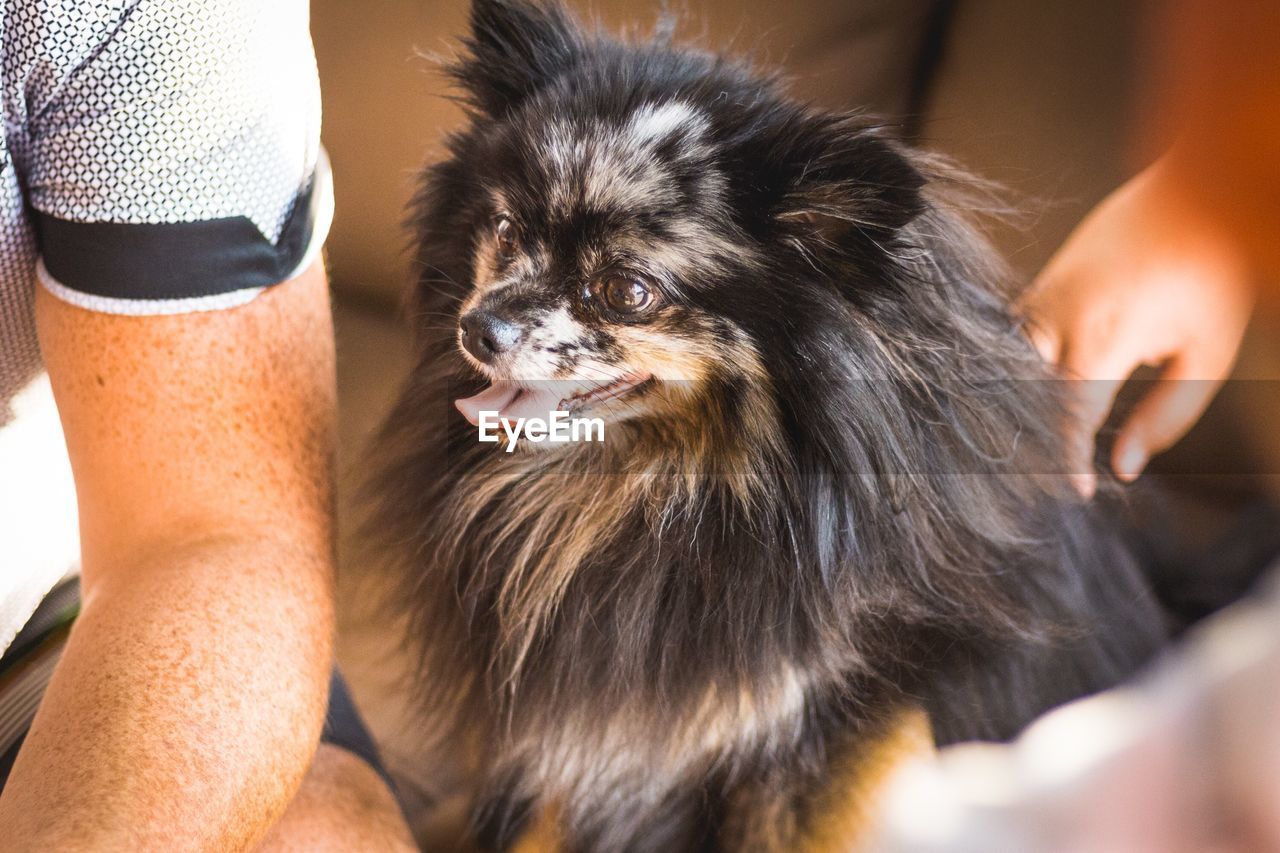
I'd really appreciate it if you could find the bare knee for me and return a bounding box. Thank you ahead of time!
[256,743,416,852]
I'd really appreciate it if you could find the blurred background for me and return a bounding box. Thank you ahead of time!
[307,0,1280,839]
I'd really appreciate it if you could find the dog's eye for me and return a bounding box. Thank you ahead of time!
[598,274,656,315]
[494,217,520,263]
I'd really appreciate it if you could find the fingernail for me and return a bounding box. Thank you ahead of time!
[1116,444,1147,481]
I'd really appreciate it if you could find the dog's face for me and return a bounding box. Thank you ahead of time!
[453,100,764,432]
[438,0,933,455]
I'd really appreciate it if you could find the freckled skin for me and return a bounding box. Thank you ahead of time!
[0,263,412,850]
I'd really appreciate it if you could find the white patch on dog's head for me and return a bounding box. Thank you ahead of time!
[624,101,702,147]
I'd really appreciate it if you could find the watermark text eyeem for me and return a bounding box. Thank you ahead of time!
[478,410,605,452]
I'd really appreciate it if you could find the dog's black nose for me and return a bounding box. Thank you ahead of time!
[459,310,522,363]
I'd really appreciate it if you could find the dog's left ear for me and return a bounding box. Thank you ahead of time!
[775,120,926,254]
[451,0,585,117]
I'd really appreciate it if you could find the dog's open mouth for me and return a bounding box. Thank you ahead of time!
[454,373,652,427]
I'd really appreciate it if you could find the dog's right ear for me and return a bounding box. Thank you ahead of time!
[451,0,584,117]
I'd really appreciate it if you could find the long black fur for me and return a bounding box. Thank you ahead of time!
[370,2,1166,849]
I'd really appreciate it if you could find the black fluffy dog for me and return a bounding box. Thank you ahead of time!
[371,1,1166,848]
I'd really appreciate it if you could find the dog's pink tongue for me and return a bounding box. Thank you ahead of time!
[454,381,568,427]
[455,381,520,426]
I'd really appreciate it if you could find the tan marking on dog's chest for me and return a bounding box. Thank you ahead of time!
[510,802,565,853]
[800,707,935,852]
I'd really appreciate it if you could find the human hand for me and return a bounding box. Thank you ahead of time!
[1020,155,1254,497]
